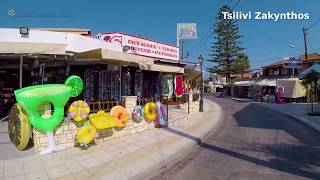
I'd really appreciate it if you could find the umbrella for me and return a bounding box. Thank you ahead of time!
[299,63,320,80]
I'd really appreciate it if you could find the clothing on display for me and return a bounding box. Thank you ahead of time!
[84,68,120,101]
[161,75,173,98]
[134,71,143,97]
[174,76,183,98]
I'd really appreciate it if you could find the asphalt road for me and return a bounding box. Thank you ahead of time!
[152,96,320,180]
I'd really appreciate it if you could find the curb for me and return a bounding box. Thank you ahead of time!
[224,96,252,103]
[256,103,320,135]
[131,98,224,180]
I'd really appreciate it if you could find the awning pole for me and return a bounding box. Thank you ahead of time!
[19,54,23,88]
[119,65,122,98]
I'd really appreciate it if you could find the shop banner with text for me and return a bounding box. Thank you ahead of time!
[90,32,179,61]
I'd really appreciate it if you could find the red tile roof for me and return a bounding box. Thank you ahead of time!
[262,53,320,69]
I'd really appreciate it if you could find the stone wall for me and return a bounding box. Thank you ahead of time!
[33,96,156,152]
[179,93,200,114]
[33,121,78,152]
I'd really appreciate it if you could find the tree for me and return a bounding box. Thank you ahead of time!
[207,5,250,81]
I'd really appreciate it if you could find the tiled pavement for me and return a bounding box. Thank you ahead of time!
[0,99,222,180]
[0,121,36,160]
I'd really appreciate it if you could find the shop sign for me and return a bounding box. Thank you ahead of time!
[283,56,302,68]
[90,32,179,61]
[177,23,197,40]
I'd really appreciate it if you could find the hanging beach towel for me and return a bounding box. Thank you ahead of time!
[174,76,183,98]
[160,103,167,126]
[156,101,166,126]
[162,75,173,98]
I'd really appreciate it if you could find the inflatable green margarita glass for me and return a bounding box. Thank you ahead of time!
[14,75,83,155]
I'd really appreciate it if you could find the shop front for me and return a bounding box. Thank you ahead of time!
[0,28,200,154]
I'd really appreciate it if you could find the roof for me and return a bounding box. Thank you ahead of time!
[262,53,320,69]
[32,28,91,35]
[255,79,276,86]
[234,80,255,86]
[262,60,284,69]
[300,53,320,62]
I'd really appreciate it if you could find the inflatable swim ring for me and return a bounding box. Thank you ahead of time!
[144,102,157,121]
[76,124,96,145]
[110,106,129,128]
[68,100,90,122]
[8,103,31,151]
[132,105,144,123]
[89,111,117,129]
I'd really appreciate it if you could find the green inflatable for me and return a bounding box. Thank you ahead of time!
[14,76,83,155]
[14,76,83,132]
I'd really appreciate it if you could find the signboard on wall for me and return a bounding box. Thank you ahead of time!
[177,23,197,40]
[90,32,179,61]
[283,56,302,68]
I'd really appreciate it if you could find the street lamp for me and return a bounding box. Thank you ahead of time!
[288,44,295,77]
[198,55,204,112]
[19,27,29,35]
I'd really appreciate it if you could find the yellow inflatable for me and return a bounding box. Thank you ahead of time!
[8,103,32,151]
[144,102,157,121]
[110,106,129,128]
[89,111,117,129]
[76,124,96,146]
[68,100,90,122]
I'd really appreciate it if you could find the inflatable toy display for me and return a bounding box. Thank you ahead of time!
[132,105,144,123]
[144,102,157,121]
[68,100,90,122]
[13,75,83,155]
[89,111,117,129]
[110,106,129,128]
[14,76,83,132]
[8,103,32,151]
[76,124,97,148]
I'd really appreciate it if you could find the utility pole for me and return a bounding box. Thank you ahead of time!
[180,41,184,60]
[303,27,308,69]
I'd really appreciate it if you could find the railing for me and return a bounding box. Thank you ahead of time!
[65,99,125,115]
[193,93,200,101]
[136,98,149,106]
[137,95,189,106]
[87,100,125,113]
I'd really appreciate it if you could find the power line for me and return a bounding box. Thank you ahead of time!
[307,35,315,52]
[189,0,241,57]
[306,17,320,30]
[227,0,234,6]
[188,24,213,55]
[231,0,241,11]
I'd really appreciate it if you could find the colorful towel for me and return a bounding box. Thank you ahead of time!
[174,76,183,98]
[162,75,173,98]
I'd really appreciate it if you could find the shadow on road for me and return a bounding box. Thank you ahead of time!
[165,127,320,179]
[165,104,320,180]
[233,103,320,146]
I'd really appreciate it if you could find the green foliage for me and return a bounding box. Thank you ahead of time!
[226,79,235,87]
[233,53,250,73]
[207,5,250,80]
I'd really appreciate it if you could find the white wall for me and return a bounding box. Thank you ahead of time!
[0,28,122,54]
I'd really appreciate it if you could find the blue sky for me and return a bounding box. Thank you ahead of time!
[0,0,319,70]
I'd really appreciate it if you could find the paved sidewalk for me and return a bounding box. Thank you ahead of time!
[258,102,320,134]
[0,98,222,180]
[0,122,36,160]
